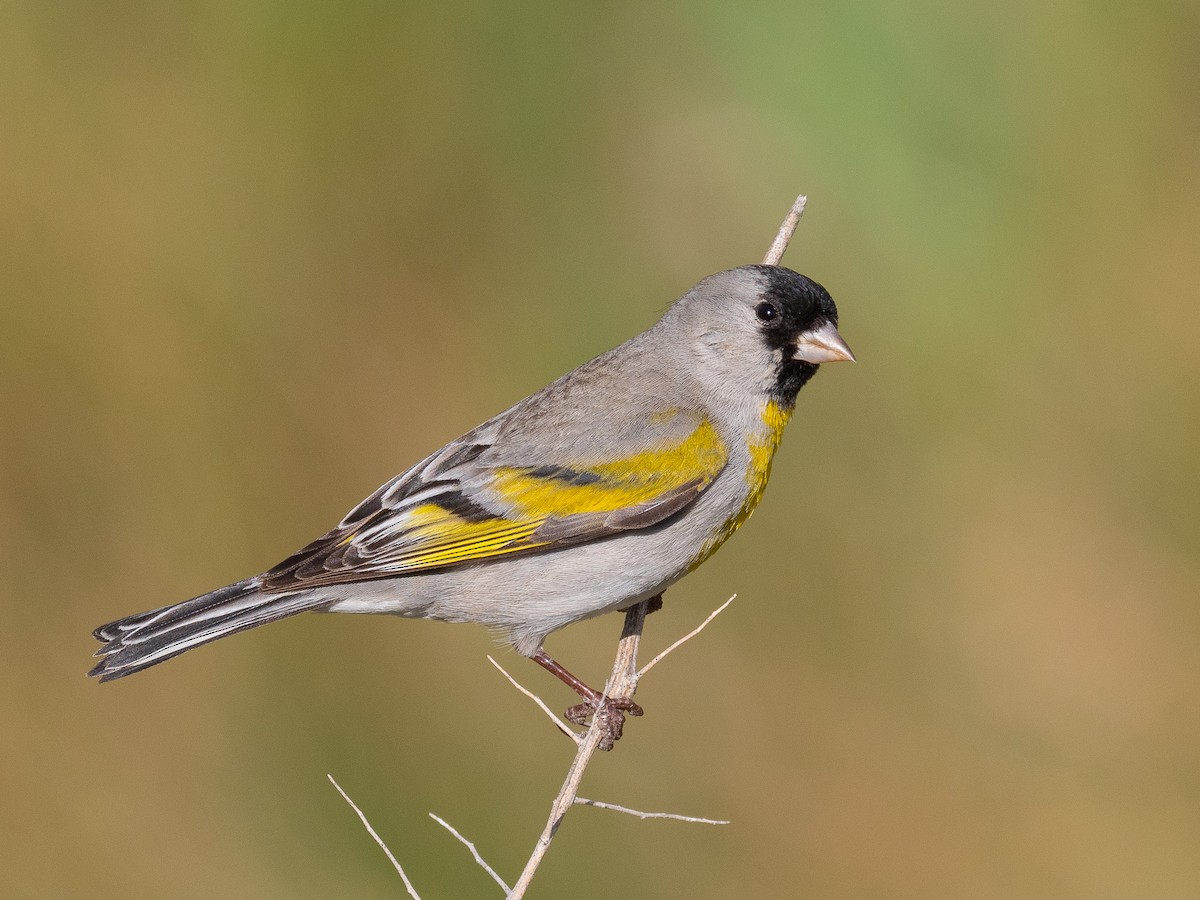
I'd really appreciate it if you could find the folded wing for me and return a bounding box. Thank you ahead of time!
[260,408,728,591]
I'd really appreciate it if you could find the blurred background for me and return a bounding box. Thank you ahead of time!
[3,2,1198,897]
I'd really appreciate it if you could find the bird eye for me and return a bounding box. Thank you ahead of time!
[755,301,779,323]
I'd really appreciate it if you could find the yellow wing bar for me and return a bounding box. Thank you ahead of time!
[386,504,548,570]
[489,418,728,518]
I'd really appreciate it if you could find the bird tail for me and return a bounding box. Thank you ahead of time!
[89,578,330,682]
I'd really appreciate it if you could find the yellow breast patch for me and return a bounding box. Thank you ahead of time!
[688,400,792,570]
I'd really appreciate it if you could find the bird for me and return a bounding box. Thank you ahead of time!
[90,264,853,737]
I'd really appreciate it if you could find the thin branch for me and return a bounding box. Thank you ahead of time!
[507,601,649,899]
[762,194,807,266]
[574,798,730,825]
[488,654,581,744]
[428,812,511,894]
[639,594,736,678]
[328,774,422,900]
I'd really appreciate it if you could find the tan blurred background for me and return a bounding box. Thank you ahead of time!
[4,2,1199,897]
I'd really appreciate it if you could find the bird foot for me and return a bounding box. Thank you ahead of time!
[565,694,644,751]
[532,648,644,750]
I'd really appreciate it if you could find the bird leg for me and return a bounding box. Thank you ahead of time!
[531,649,643,746]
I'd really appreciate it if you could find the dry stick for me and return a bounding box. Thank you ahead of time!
[639,593,736,678]
[507,601,649,899]
[763,194,807,266]
[428,813,512,894]
[328,775,423,900]
[573,798,730,825]
[488,655,581,744]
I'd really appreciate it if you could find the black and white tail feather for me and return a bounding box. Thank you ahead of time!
[87,431,501,682]
[89,579,330,682]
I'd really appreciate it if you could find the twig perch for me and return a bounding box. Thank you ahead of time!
[331,597,734,898]
[507,601,649,897]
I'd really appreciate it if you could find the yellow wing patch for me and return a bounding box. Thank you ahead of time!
[380,415,726,572]
[489,417,728,518]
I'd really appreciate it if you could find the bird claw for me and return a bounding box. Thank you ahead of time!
[565,696,644,750]
[531,648,644,750]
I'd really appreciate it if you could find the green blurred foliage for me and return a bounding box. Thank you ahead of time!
[3,1,1199,897]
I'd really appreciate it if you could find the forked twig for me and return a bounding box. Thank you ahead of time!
[507,590,743,895]
[507,601,649,898]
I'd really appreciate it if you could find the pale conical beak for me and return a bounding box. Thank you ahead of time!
[793,320,856,364]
